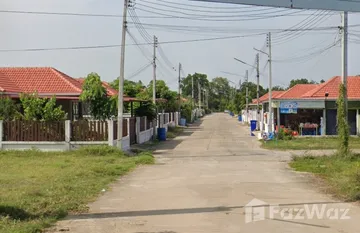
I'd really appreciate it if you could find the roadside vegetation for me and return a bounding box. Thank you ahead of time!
[290,155,360,201]
[262,137,360,150]
[167,126,184,139]
[0,146,154,233]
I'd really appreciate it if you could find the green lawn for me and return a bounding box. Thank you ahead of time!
[290,155,360,201]
[0,146,154,233]
[261,137,360,150]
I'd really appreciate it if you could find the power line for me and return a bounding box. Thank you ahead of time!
[127,62,152,80]
[0,33,267,52]
[140,0,302,15]
[135,7,308,22]
[126,29,152,62]
[128,9,152,43]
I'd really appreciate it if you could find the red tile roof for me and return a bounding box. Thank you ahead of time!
[302,76,360,99]
[277,84,319,99]
[253,91,285,104]
[0,67,83,94]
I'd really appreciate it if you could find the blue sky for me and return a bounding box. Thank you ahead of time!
[1,0,360,91]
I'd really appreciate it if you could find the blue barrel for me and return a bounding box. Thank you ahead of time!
[238,115,242,121]
[250,120,257,131]
[157,128,166,141]
[180,118,186,126]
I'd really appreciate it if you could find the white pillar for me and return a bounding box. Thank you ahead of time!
[107,120,114,146]
[65,120,71,150]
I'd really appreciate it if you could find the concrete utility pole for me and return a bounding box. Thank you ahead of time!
[117,0,129,149]
[178,63,182,114]
[267,32,273,134]
[342,11,348,118]
[198,80,201,109]
[152,35,158,140]
[245,70,249,122]
[256,53,260,130]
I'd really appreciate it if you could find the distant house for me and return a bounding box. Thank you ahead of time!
[0,67,139,120]
[253,76,360,135]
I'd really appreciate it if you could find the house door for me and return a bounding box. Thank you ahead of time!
[348,110,357,135]
[326,109,337,135]
[326,109,357,135]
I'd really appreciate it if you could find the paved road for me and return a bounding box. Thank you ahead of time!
[53,113,360,233]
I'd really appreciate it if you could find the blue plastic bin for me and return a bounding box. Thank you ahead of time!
[180,118,186,126]
[250,120,257,131]
[157,128,166,141]
[238,115,242,121]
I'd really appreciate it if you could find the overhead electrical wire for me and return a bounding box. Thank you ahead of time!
[127,62,152,80]
[126,29,152,62]
[0,32,268,52]
[272,39,340,64]
[272,11,336,45]
[135,7,308,22]
[140,0,302,14]
[128,8,152,43]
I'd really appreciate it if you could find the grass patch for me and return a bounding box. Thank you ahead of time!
[167,126,184,139]
[0,145,154,233]
[290,154,360,201]
[261,137,360,150]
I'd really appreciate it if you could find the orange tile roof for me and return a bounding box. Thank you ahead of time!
[302,76,360,99]
[277,84,319,99]
[253,91,285,104]
[0,67,82,94]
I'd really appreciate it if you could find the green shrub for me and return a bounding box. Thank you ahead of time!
[277,128,293,141]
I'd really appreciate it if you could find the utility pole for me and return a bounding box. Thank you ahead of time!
[342,12,348,118]
[178,63,182,114]
[256,53,260,130]
[192,74,194,120]
[117,0,129,149]
[198,80,201,109]
[152,35,158,140]
[245,70,249,123]
[267,32,273,134]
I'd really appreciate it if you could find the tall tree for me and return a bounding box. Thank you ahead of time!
[181,73,209,101]
[288,78,317,88]
[80,73,116,120]
[110,79,144,97]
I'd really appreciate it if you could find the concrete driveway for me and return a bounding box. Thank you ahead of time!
[53,113,360,233]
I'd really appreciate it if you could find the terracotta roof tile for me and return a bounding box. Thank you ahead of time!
[304,76,360,99]
[277,84,319,99]
[254,91,285,104]
[0,67,82,94]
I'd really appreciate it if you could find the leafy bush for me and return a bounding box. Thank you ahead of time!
[135,102,157,121]
[20,93,66,121]
[277,128,293,141]
[0,97,21,120]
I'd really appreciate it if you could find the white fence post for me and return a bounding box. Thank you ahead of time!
[107,120,114,146]
[136,117,140,143]
[0,120,3,150]
[160,113,164,128]
[65,120,71,151]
